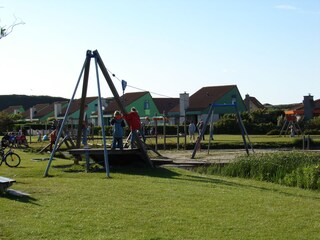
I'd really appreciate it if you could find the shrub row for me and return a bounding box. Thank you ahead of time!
[196,151,320,190]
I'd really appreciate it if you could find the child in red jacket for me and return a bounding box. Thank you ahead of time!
[123,107,141,148]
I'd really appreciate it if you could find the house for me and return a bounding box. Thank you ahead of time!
[153,98,179,125]
[285,94,320,121]
[20,97,106,126]
[244,94,264,112]
[102,92,159,125]
[2,105,25,115]
[169,85,246,124]
[21,103,52,121]
[4,85,246,128]
[58,97,106,123]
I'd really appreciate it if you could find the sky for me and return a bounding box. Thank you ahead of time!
[0,0,319,105]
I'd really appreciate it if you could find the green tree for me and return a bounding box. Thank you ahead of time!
[0,112,14,133]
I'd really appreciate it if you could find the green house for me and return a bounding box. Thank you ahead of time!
[168,85,246,124]
[103,91,160,125]
[59,97,101,121]
[2,105,25,115]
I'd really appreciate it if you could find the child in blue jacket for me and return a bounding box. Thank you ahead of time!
[110,110,126,150]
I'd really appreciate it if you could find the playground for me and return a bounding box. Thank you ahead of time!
[1,50,320,239]
[1,50,319,176]
[27,50,251,177]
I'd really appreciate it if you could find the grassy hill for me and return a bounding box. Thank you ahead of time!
[0,95,68,111]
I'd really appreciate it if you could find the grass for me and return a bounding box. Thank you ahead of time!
[1,149,320,239]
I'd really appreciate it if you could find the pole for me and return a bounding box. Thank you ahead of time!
[155,119,158,151]
[207,109,214,154]
[177,122,180,150]
[234,104,249,155]
[94,54,110,177]
[44,51,90,177]
[76,51,92,149]
[163,112,166,151]
[184,118,187,150]
[191,104,213,159]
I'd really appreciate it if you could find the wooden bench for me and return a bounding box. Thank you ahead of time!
[0,176,16,193]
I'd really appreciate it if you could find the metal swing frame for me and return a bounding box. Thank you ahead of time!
[191,103,254,159]
[44,50,152,177]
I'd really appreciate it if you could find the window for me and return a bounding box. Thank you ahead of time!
[144,100,150,116]
[231,95,237,104]
[144,100,150,110]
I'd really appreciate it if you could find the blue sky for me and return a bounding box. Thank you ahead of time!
[0,0,319,105]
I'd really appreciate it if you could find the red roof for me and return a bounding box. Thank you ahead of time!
[105,92,149,114]
[153,98,179,114]
[60,97,98,116]
[285,99,320,116]
[188,85,236,111]
[2,105,24,114]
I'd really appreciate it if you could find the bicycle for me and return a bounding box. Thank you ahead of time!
[0,146,21,167]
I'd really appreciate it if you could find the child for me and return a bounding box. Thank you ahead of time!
[49,129,57,152]
[195,136,201,152]
[110,110,126,150]
[123,107,141,149]
[188,121,196,143]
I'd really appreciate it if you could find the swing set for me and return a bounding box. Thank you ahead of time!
[279,111,303,136]
[191,103,254,159]
[44,50,153,177]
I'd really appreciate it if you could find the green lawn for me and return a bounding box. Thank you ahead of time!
[1,150,319,239]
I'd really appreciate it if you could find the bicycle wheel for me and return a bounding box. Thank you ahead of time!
[5,152,21,167]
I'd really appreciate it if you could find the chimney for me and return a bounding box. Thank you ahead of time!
[54,102,62,118]
[244,94,250,111]
[303,94,314,120]
[179,92,189,123]
[30,107,36,121]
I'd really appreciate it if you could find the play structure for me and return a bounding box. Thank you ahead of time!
[44,50,153,177]
[279,111,303,136]
[39,128,76,153]
[191,103,254,159]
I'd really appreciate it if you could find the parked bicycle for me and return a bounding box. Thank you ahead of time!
[0,145,21,167]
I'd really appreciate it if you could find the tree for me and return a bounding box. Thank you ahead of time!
[0,7,25,39]
[0,112,14,133]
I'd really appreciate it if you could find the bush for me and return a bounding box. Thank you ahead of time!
[197,152,320,190]
[283,165,320,189]
[266,129,280,135]
[304,129,320,135]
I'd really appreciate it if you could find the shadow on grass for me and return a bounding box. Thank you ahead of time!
[110,165,181,179]
[52,161,180,177]
[110,166,315,202]
[53,163,86,173]
[51,162,320,200]
[0,190,40,205]
[180,173,320,200]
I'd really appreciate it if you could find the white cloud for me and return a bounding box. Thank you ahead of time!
[274,4,298,10]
